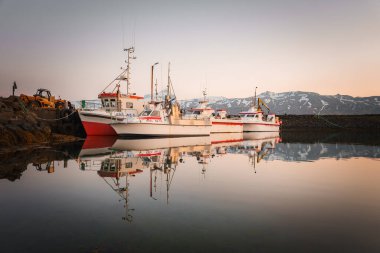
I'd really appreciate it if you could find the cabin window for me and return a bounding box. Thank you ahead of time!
[104,99,110,107]
[142,157,151,163]
[255,115,259,118]
[139,110,152,116]
[110,99,116,107]
[193,111,201,115]
[126,102,133,108]
[110,163,116,172]
[151,111,160,117]
[125,162,133,169]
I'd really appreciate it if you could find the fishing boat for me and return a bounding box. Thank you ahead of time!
[111,64,212,137]
[239,88,281,132]
[185,90,243,133]
[78,47,145,136]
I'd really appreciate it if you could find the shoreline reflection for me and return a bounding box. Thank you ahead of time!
[1,132,380,253]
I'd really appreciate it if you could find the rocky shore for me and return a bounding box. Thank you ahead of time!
[0,96,82,154]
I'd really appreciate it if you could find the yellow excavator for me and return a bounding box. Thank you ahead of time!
[20,88,66,109]
[257,98,270,115]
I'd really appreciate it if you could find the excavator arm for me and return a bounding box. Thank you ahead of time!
[257,98,270,114]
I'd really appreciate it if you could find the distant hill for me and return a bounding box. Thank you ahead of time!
[82,90,380,115]
[178,91,380,115]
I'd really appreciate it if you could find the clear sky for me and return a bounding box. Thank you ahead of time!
[0,0,379,100]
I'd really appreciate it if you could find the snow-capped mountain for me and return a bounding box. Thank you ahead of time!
[177,91,380,115]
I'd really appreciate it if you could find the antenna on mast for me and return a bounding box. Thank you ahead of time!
[123,47,136,95]
[132,18,136,48]
[167,62,171,97]
[202,88,207,102]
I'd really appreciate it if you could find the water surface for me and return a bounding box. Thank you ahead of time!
[1,132,379,253]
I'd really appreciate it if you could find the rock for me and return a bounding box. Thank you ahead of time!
[0,97,54,151]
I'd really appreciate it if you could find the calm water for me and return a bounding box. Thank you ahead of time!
[1,132,380,253]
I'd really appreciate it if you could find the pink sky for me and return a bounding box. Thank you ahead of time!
[0,0,379,100]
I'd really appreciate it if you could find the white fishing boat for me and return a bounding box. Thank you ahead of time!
[78,47,145,136]
[185,90,243,133]
[239,88,281,132]
[111,64,212,137]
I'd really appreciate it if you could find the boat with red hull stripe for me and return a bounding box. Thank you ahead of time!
[184,91,243,133]
[78,47,145,136]
[82,121,117,136]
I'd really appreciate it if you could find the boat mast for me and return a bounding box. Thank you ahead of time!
[151,62,159,101]
[123,47,136,95]
[253,86,258,107]
[155,78,158,101]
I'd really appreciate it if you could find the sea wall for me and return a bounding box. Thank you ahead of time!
[280,114,380,131]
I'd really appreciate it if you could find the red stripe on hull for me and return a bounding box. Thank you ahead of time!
[139,116,162,120]
[212,121,243,126]
[82,121,117,136]
[211,139,244,144]
[137,152,162,157]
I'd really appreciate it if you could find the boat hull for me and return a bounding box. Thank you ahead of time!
[243,122,280,132]
[211,119,243,133]
[111,122,212,137]
[79,111,117,136]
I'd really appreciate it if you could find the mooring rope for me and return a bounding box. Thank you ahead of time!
[36,110,77,121]
[314,114,344,128]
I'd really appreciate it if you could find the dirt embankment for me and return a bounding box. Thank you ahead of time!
[0,96,81,153]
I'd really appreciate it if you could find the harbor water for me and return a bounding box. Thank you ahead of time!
[0,133,379,253]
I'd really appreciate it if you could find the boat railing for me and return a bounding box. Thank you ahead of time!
[75,100,102,111]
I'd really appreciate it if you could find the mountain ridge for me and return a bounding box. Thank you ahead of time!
[176,91,380,115]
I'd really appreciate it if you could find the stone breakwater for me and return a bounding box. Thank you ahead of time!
[280,114,380,131]
[0,96,83,153]
[0,96,51,149]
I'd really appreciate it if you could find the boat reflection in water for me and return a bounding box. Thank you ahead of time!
[241,132,281,172]
[112,136,212,204]
[77,132,281,219]
[75,131,380,225]
[2,131,380,253]
[78,135,118,158]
